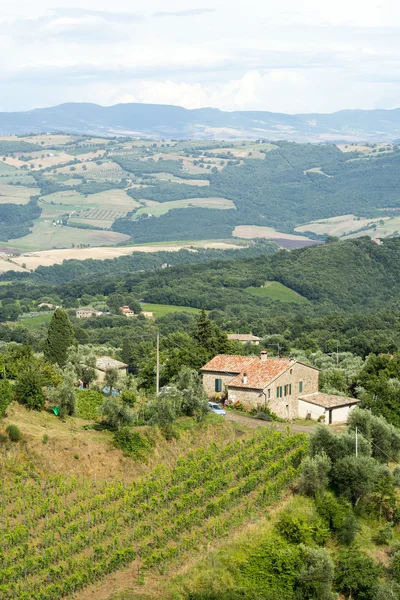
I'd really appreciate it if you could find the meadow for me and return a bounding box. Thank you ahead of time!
[140,303,203,317]
[245,282,309,304]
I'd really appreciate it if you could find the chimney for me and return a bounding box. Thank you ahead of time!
[260,351,268,362]
[243,372,248,384]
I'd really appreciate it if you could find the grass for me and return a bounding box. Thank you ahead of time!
[141,303,203,317]
[0,183,38,204]
[4,219,130,251]
[245,282,309,304]
[17,313,53,329]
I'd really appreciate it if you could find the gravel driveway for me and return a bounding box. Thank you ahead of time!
[225,411,316,434]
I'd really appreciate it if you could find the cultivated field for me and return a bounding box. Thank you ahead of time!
[8,241,241,271]
[295,214,393,238]
[133,197,236,219]
[0,183,37,204]
[140,303,202,317]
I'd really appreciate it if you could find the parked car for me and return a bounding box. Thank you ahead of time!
[208,402,226,416]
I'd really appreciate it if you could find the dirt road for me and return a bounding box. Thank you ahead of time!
[225,411,316,434]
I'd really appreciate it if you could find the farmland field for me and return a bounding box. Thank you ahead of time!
[0,183,37,204]
[133,197,236,219]
[0,428,306,600]
[245,282,309,304]
[140,302,203,316]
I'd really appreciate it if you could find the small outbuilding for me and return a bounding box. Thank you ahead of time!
[95,357,128,382]
[227,332,261,345]
[298,392,360,424]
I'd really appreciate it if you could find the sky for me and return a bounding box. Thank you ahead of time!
[1,0,400,114]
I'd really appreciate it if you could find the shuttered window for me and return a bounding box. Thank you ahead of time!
[215,379,222,393]
[299,381,303,393]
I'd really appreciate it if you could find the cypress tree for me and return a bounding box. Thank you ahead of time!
[44,309,75,367]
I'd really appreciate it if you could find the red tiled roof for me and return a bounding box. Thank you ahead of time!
[201,355,258,374]
[229,358,292,389]
[227,333,261,342]
[201,354,293,390]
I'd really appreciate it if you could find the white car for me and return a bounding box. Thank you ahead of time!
[208,402,226,416]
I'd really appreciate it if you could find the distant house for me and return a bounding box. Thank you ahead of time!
[227,332,261,345]
[76,307,101,319]
[201,352,358,423]
[120,305,136,318]
[95,357,128,382]
[38,302,60,310]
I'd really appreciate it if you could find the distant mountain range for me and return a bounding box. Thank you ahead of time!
[1,102,400,142]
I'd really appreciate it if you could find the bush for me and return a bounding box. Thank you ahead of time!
[314,490,359,546]
[0,379,13,418]
[276,500,329,546]
[393,466,400,487]
[335,548,382,600]
[373,523,393,545]
[331,455,378,504]
[294,545,336,600]
[42,433,49,444]
[372,582,400,600]
[101,397,134,430]
[6,424,22,442]
[14,366,45,411]
[113,427,155,460]
[298,454,331,496]
[76,389,104,420]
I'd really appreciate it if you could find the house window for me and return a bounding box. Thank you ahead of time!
[215,379,222,393]
[284,385,288,396]
[276,386,283,398]
[290,369,293,375]
[299,381,303,393]
[268,388,271,399]
[289,384,292,395]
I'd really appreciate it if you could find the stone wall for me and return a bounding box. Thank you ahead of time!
[202,371,237,398]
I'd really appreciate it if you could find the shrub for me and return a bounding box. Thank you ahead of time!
[335,548,382,600]
[42,434,49,444]
[314,490,359,545]
[276,500,329,546]
[76,389,104,420]
[101,397,134,430]
[372,582,400,600]
[14,366,45,411]
[298,454,331,496]
[294,545,336,600]
[113,427,155,460]
[373,523,393,545]
[393,466,400,487]
[0,379,13,418]
[331,455,379,504]
[6,424,22,442]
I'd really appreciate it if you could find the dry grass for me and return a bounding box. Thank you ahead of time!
[233,225,311,241]
[0,183,37,204]
[295,214,390,237]
[9,240,241,270]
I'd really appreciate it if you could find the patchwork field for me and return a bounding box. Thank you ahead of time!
[151,172,210,186]
[245,282,309,304]
[0,183,37,204]
[133,197,236,219]
[7,240,241,271]
[6,220,131,251]
[295,214,396,239]
[233,226,318,248]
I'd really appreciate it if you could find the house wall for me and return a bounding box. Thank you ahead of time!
[298,400,326,421]
[227,361,319,420]
[331,404,358,424]
[203,371,238,397]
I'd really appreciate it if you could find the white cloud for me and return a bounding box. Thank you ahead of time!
[2,0,400,112]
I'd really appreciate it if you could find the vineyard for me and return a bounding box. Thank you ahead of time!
[0,429,307,600]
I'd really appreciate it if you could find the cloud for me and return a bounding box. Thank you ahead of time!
[153,8,215,18]
[54,7,142,24]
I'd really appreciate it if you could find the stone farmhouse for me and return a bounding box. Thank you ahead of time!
[227,332,261,345]
[201,352,359,423]
[76,307,103,319]
[120,305,136,317]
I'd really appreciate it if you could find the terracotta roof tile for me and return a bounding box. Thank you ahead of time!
[298,393,360,409]
[229,358,292,389]
[227,333,261,342]
[201,355,258,374]
[201,355,293,390]
[96,356,128,372]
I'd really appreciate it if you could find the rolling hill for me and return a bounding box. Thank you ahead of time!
[1,102,400,141]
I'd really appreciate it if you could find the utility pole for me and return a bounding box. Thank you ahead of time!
[156,333,160,396]
[355,427,358,458]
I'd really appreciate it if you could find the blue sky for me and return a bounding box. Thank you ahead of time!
[1,0,400,113]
